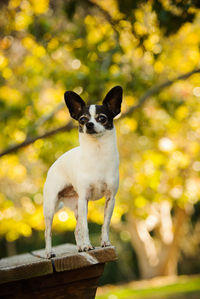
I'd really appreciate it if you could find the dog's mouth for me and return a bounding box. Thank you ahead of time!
[86,128,97,134]
[86,129,104,137]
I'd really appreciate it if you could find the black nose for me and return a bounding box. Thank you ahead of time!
[86,122,94,129]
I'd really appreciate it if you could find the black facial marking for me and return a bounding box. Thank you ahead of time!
[96,114,107,124]
[95,105,114,130]
[78,106,91,133]
[78,104,114,133]
[82,105,91,116]
[85,121,96,134]
[79,115,89,125]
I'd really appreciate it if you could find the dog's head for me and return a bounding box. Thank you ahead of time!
[64,86,123,136]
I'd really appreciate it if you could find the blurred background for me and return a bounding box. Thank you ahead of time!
[0,0,200,295]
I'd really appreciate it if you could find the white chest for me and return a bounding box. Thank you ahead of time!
[77,129,119,199]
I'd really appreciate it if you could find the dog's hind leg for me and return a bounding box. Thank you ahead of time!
[43,176,66,258]
[44,210,55,258]
[43,194,57,259]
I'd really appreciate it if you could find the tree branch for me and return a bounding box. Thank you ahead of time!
[0,68,199,158]
[121,68,200,119]
[30,102,65,132]
[87,0,120,37]
[0,121,74,158]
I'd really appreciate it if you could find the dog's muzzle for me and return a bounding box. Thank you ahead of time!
[86,122,96,134]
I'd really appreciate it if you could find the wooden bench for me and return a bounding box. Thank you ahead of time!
[0,244,117,299]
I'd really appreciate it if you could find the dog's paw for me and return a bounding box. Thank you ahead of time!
[78,244,95,252]
[101,240,111,247]
[46,252,56,259]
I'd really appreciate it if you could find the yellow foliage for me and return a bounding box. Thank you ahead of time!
[14,12,32,30]
[12,130,26,143]
[122,118,138,132]
[171,151,190,169]
[95,0,120,19]
[33,45,46,57]
[134,21,147,36]
[154,61,164,73]
[24,55,43,72]
[88,200,104,224]
[0,155,19,177]
[112,205,125,224]
[30,0,49,14]
[48,38,59,50]
[88,52,98,62]
[85,15,114,46]
[143,151,165,166]
[9,0,21,9]
[175,106,189,120]
[20,197,35,213]
[112,53,121,63]
[6,230,19,242]
[0,54,8,69]
[2,68,13,79]
[34,139,44,149]
[38,88,65,116]
[27,206,44,230]
[33,193,43,205]
[20,223,32,237]
[109,64,120,75]
[125,95,137,106]
[190,142,199,155]
[148,171,161,190]
[0,214,32,241]
[84,15,96,26]
[22,36,36,50]
[134,196,147,208]
[87,29,104,45]
[53,208,76,231]
[0,86,21,103]
[7,164,26,182]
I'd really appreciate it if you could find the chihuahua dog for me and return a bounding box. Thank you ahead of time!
[43,86,123,258]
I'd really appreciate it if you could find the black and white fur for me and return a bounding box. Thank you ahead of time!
[43,86,123,258]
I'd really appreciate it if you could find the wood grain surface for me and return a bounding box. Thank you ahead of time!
[0,244,117,299]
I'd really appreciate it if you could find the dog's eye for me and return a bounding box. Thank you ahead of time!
[79,116,89,125]
[96,115,107,124]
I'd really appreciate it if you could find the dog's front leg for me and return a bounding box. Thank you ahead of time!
[75,196,94,252]
[101,196,115,247]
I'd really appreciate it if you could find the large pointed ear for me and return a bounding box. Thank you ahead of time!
[64,91,86,120]
[103,86,123,117]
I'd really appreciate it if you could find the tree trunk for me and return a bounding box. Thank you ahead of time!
[127,205,187,279]
[6,240,17,257]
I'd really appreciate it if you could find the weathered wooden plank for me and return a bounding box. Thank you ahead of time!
[0,252,52,284]
[0,264,105,299]
[0,244,117,299]
[89,246,117,264]
[53,245,116,272]
[0,244,117,284]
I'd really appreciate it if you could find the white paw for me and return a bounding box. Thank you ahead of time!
[78,243,94,252]
[101,240,111,247]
